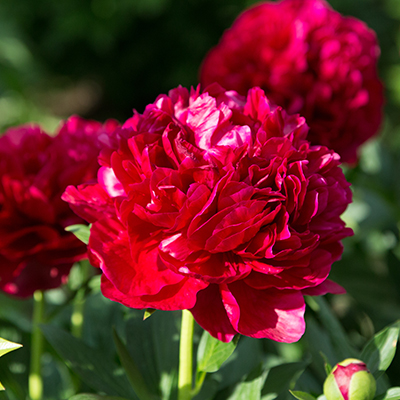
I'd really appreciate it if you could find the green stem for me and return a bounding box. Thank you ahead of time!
[192,370,207,397]
[178,309,194,400]
[71,287,85,338]
[29,290,45,400]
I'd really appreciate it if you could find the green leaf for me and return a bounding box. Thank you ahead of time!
[261,360,310,397]
[374,387,400,400]
[290,390,317,400]
[65,224,91,245]
[319,352,332,376]
[227,363,264,400]
[0,337,22,391]
[197,331,239,373]
[307,297,358,360]
[0,337,22,358]
[360,321,400,379]
[125,310,180,400]
[69,395,129,400]
[143,309,156,320]
[40,324,136,399]
[112,328,155,400]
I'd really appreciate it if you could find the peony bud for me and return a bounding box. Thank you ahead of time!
[323,358,376,400]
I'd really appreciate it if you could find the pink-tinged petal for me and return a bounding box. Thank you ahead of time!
[101,273,207,311]
[89,218,183,297]
[62,183,115,223]
[222,281,305,342]
[244,87,272,122]
[187,93,233,151]
[190,284,237,342]
[212,125,252,149]
[302,279,346,296]
[98,166,126,197]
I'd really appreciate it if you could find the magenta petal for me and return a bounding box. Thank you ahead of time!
[62,183,115,223]
[222,281,305,342]
[98,166,126,197]
[101,274,207,311]
[190,284,237,342]
[302,279,346,296]
[89,218,183,297]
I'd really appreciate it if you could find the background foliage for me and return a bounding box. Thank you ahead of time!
[0,0,400,399]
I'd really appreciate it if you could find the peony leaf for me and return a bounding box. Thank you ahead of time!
[360,321,400,379]
[112,328,155,400]
[69,395,129,400]
[125,310,180,400]
[261,359,310,398]
[307,297,358,360]
[289,391,317,400]
[0,337,22,358]
[374,387,400,400]
[228,363,264,400]
[319,352,332,376]
[65,224,91,245]
[40,324,136,398]
[197,331,239,373]
[0,337,22,391]
[143,309,156,320]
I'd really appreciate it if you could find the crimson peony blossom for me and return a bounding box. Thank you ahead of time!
[200,0,384,164]
[63,85,353,342]
[0,116,119,297]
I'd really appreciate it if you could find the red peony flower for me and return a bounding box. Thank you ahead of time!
[0,116,119,297]
[63,85,353,342]
[200,0,384,164]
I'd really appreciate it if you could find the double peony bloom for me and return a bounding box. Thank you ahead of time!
[0,0,382,344]
[0,116,118,297]
[200,0,383,163]
[63,85,353,342]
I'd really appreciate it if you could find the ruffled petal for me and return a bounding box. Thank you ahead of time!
[89,218,184,297]
[222,281,305,342]
[190,284,237,342]
[101,273,207,311]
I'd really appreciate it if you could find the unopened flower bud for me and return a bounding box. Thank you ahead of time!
[323,358,376,400]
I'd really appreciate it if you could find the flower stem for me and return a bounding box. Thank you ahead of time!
[29,290,45,400]
[178,309,194,400]
[71,287,85,338]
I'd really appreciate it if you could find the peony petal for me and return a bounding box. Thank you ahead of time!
[222,281,305,342]
[302,279,346,296]
[101,273,207,311]
[62,183,115,223]
[89,218,184,297]
[98,166,126,197]
[190,284,237,342]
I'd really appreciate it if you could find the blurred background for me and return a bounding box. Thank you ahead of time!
[0,0,400,399]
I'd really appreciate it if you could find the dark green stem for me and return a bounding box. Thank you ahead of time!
[29,290,45,400]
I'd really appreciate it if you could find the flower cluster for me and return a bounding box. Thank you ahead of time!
[63,85,353,342]
[200,0,383,163]
[0,116,118,297]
